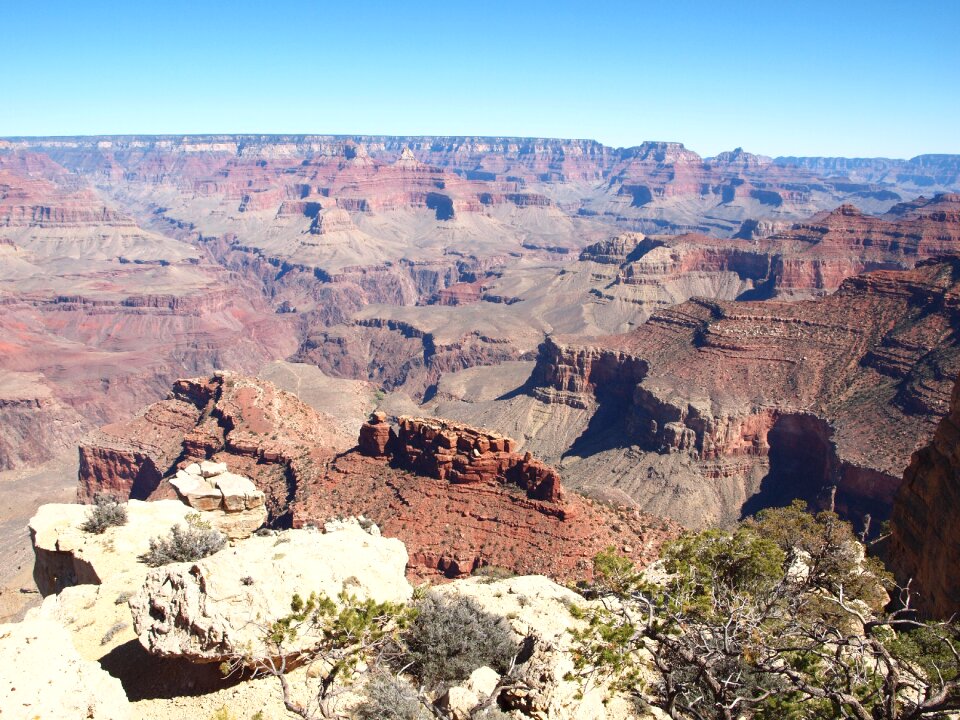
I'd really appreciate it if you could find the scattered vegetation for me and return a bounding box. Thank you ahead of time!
[113,591,132,605]
[354,672,430,720]
[140,513,226,567]
[471,564,516,582]
[225,588,521,720]
[100,621,128,645]
[80,493,128,534]
[224,590,413,719]
[401,593,517,687]
[569,500,960,720]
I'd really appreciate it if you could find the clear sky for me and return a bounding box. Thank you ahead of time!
[2,0,957,158]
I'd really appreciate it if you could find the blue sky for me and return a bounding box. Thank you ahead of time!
[1,0,957,157]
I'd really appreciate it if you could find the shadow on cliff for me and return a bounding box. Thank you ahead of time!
[100,639,244,700]
[739,413,889,537]
[741,414,838,520]
[561,398,636,460]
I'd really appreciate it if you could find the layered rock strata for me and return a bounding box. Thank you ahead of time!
[360,414,564,505]
[528,258,960,528]
[577,194,960,304]
[77,373,353,524]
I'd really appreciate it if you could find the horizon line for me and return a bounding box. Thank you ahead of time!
[2,133,957,162]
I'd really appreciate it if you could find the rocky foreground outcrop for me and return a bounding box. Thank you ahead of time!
[889,372,960,618]
[434,575,649,720]
[29,499,193,595]
[22,491,658,719]
[131,521,411,663]
[0,617,130,719]
[528,257,960,529]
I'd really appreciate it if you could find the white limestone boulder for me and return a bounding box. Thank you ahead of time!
[167,463,267,538]
[130,524,412,664]
[200,459,228,478]
[29,499,194,595]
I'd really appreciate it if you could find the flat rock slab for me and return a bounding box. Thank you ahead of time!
[29,499,194,595]
[0,618,130,719]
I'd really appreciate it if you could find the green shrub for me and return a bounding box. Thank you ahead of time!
[401,593,517,686]
[140,513,226,567]
[355,672,430,720]
[80,494,128,534]
[571,507,960,720]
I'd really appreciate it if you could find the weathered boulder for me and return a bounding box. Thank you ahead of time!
[168,461,266,538]
[130,523,412,663]
[0,618,130,719]
[438,666,503,719]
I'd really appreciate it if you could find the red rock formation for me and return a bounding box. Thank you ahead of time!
[297,320,527,398]
[358,410,392,456]
[77,373,354,523]
[0,153,299,470]
[0,153,134,228]
[579,195,960,302]
[888,372,960,618]
[77,395,203,502]
[295,416,678,581]
[0,383,86,471]
[22,135,959,242]
[361,415,564,505]
[75,374,679,582]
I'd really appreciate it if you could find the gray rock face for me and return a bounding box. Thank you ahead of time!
[130,524,412,663]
